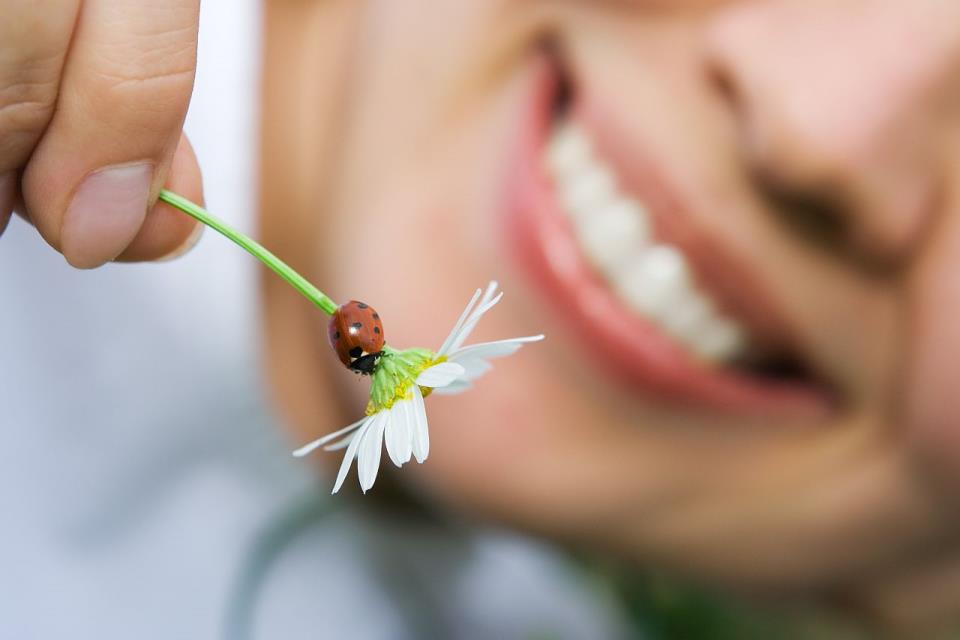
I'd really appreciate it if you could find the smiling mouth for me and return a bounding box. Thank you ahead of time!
[505,56,833,417]
[546,119,750,363]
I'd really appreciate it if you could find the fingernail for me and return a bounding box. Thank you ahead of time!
[61,163,153,269]
[0,172,14,235]
[158,219,205,262]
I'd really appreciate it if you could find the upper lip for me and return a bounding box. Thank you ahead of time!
[503,54,833,418]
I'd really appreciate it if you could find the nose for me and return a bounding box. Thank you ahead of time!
[705,1,960,266]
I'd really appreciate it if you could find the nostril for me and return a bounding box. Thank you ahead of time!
[702,4,762,121]
[702,20,744,114]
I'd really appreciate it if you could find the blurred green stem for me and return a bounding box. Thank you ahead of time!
[159,189,338,315]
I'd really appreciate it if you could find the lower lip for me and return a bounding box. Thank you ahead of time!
[502,59,830,418]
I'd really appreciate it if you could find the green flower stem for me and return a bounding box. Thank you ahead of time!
[159,189,338,315]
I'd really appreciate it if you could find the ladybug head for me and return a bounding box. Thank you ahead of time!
[348,349,382,375]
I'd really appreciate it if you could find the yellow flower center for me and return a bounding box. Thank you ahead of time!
[364,354,446,415]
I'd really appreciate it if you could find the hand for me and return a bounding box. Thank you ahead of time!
[0,0,204,267]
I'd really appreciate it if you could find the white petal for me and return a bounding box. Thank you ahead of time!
[453,357,493,381]
[331,417,373,494]
[443,336,545,384]
[323,414,382,451]
[357,412,388,493]
[430,379,473,395]
[292,416,367,457]
[449,335,545,362]
[415,362,466,388]
[397,399,415,464]
[323,433,358,451]
[449,290,504,353]
[481,280,500,304]
[437,287,482,356]
[385,399,412,467]
[410,385,430,463]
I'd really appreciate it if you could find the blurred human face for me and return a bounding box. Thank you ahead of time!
[261,0,960,626]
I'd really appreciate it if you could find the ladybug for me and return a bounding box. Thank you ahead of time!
[327,300,385,375]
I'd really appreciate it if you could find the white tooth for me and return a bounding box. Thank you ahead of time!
[560,163,617,220]
[693,317,746,362]
[575,198,652,272]
[613,245,691,317]
[548,121,751,362]
[546,123,593,178]
[661,289,714,340]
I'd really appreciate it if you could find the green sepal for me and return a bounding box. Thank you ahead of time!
[366,345,439,414]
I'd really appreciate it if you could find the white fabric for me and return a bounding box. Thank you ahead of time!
[0,2,629,638]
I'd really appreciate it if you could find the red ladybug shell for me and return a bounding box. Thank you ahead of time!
[327,301,385,374]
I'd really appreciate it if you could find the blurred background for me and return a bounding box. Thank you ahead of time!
[4,1,955,638]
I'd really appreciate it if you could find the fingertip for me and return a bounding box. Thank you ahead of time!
[169,133,204,207]
[156,217,204,262]
[115,134,204,263]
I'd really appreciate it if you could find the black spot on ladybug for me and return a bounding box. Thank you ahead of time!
[349,346,363,359]
[333,331,340,340]
[373,326,380,334]
[357,302,368,309]
[351,322,362,329]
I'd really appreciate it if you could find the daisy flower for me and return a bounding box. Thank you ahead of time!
[153,193,542,495]
[292,281,544,494]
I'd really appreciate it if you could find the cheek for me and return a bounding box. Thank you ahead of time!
[905,194,960,484]
[403,295,666,530]
[419,356,613,527]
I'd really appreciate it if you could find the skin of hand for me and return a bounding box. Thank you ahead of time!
[259,0,960,634]
[0,0,204,267]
